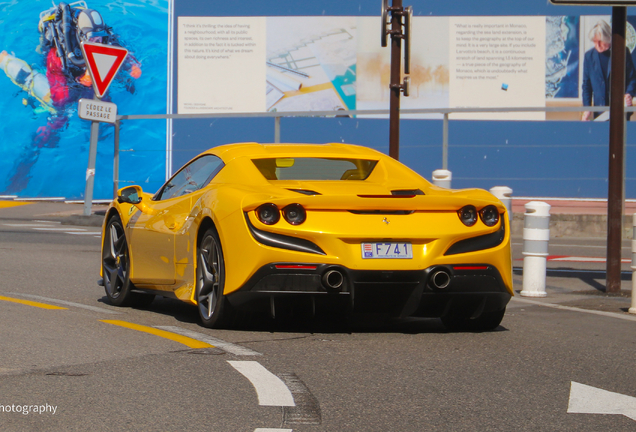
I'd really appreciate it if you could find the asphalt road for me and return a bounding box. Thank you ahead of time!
[1,203,635,431]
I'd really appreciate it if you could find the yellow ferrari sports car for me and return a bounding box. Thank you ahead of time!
[99,142,512,330]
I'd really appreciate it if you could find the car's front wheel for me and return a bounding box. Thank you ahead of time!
[196,227,235,328]
[441,307,506,332]
[102,215,155,308]
[102,215,135,306]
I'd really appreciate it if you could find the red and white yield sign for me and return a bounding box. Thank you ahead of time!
[80,42,128,99]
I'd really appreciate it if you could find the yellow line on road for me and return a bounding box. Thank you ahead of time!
[0,295,67,310]
[100,320,214,349]
[0,202,31,209]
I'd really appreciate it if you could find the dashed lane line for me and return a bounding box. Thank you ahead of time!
[228,361,295,407]
[0,295,67,310]
[155,326,261,356]
[7,293,121,315]
[100,320,214,349]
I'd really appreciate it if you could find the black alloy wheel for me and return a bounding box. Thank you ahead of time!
[196,227,235,328]
[102,215,154,307]
[102,215,134,306]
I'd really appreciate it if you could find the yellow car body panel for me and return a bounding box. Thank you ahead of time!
[101,142,513,322]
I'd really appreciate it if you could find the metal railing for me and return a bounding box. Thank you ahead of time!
[113,105,631,197]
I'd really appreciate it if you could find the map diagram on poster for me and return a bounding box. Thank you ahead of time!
[449,16,546,120]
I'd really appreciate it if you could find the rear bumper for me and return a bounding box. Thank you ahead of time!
[227,262,511,318]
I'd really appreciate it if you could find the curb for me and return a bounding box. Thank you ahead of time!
[511,213,633,238]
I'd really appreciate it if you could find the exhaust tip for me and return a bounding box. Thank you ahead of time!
[322,269,344,290]
[429,269,451,289]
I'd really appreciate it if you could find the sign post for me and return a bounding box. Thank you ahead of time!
[79,42,128,216]
[381,0,412,160]
[607,6,627,294]
[550,0,633,294]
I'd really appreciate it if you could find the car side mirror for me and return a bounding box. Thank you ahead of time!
[118,185,143,205]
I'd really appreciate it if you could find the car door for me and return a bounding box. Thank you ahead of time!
[128,155,224,286]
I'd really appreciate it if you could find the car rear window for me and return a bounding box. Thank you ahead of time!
[252,157,378,181]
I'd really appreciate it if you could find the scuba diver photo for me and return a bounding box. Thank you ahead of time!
[0,0,166,198]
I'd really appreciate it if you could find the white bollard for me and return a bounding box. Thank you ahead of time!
[432,169,452,188]
[489,186,513,223]
[520,201,551,297]
[629,214,636,314]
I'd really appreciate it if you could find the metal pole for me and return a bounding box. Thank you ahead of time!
[630,213,636,313]
[442,112,449,170]
[607,6,627,294]
[388,0,403,160]
[83,120,100,216]
[113,119,120,199]
[275,116,281,143]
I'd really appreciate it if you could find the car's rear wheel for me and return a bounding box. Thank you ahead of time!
[441,307,506,332]
[196,227,235,328]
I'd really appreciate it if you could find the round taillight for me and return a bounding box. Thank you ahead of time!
[282,203,306,225]
[479,205,500,227]
[256,203,280,225]
[458,205,478,227]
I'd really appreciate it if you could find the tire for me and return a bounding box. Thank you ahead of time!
[441,308,506,332]
[196,227,235,328]
[102,215,135,306]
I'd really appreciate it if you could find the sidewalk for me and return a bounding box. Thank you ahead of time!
[0,200,107,227]
[510,198,635,317]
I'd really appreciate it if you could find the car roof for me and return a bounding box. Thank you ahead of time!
[203,142,385,162]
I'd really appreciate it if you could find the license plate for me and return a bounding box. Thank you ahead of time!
[361,242,413,259]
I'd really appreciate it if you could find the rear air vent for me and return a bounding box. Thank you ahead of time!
[391,189,424,196]
[288,189,321,196]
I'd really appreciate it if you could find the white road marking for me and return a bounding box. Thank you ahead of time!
[3,223,57,227]
[511,297,636,322]
[228,361,295,407]
[155,326,261,356]
[3,223,100,237]
[32,227,86,231]
[254,429,293,432]
[7,293,122,315]
[34,220,60,224]
[568,381,636,421]
[14,197,65,201]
